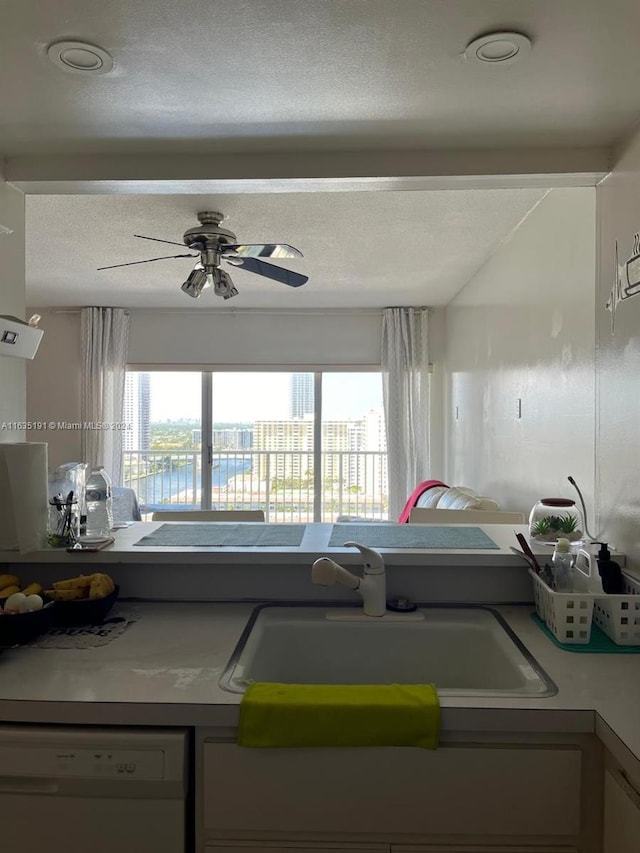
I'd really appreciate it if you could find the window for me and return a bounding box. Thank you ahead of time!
[123,370,387,521]
[123,372,201,513]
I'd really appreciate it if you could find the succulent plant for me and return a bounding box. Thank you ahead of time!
[532,517,552,535]
[558,514,579,533]
[531,511,582,541]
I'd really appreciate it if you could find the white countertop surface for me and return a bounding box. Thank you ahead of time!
[1,600,639,770]
[0,521,588,566]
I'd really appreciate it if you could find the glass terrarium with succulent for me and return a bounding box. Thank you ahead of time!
[528,498,583,542]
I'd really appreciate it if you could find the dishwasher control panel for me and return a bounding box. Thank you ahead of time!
[0,745,166,779]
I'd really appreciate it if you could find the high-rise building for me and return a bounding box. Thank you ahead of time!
[253,416,385,491]
[123,372,151,451]
[290,373,314,419]
[212,428,254,450]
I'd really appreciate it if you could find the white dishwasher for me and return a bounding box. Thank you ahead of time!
[0,725,189,853]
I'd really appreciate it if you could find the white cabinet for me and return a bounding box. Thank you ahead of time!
[200,738,587,851]
[603,767,640,853]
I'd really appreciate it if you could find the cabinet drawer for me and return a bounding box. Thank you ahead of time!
[202,743,581,838]
[604,768,640,852]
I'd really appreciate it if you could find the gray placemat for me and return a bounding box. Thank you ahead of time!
[27,605,141,649]
[329,524,499,549]
[135,522,306,547]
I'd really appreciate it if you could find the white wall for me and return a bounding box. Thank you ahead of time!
[426,307,446,482]
[443,188,596,518]
[595,128,640,570]
[0,181,26,441]
[25,308,83,467]
[126,309,382,367]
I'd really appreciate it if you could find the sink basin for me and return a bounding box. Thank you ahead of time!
[219,605,556,697]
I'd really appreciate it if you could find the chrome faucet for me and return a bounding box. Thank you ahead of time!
[311,541,386,617]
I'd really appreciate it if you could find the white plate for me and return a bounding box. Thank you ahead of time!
[78,536,112,545]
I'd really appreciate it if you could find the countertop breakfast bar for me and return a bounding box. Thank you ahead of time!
[0,520,570,565]
[0,520,627,608]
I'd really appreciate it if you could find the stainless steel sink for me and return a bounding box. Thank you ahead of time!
[219,604,556,697]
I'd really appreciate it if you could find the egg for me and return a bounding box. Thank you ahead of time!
[3,592,28,613]
[23,594,43,612]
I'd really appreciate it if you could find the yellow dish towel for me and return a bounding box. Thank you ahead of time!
[238,682,440,749]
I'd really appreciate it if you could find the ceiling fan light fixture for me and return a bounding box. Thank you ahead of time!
[213,268,239,300]
[464,31,532,66]
[181,267,208,299]
[99,210,306,297]
[194,262,212,288]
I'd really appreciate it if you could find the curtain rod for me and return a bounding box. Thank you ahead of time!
[52,308,384,317]
[126,363,383,371]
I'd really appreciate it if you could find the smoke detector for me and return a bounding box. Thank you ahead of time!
[464,32,532,66]
[47,40,114,75]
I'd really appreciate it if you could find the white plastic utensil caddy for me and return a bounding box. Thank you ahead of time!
[530,549,640,645]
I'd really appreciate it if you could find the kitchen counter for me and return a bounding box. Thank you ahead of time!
[3,522,613,606]
[1,600,640,771]
[0,521,572,566]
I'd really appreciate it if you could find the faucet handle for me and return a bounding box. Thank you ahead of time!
[343,541,385,575]
[311,557,360,590]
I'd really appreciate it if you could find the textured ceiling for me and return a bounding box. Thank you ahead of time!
[1,0,640,156]
[26,190,548,309]
[9,1,629,309]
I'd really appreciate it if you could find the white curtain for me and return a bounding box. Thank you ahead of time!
[381,307,431,520]
[80,307,130,484]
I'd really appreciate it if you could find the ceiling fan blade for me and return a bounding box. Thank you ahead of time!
[97,254,197,271]
[134,234,189,248]
[224,243,303,259]
[228,256,308,288]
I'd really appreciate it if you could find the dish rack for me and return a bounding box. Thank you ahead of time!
[530,569,640,645]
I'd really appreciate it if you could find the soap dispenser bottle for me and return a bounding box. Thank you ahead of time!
[596,543,624,594]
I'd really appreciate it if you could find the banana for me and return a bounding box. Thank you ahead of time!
[44,588,87,601]
[53,574,94,591]
[0,584,21,599]
[46,572,115,602]
[89,573,115,600]
[0,574,19,590]
[22,582,43,596]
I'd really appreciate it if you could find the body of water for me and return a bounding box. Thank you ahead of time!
[131,456,253,510]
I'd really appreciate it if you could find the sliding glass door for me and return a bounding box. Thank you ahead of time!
[123,369,387,521]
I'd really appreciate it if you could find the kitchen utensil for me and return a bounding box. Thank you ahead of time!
[515,532,543,575]
[510,546,541,574]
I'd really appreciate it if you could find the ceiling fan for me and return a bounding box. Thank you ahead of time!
[97,211,308,300]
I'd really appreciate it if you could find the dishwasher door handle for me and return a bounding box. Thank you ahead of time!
[0,776,60,794]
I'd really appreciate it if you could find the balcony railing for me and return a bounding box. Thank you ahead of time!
[123,449,388,522]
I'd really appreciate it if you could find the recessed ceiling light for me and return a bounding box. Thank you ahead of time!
[46,40,114,75]
[464,31,532,66]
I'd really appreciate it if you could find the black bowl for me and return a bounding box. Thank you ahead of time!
[50,585,119,627]
[0,602,55,647]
